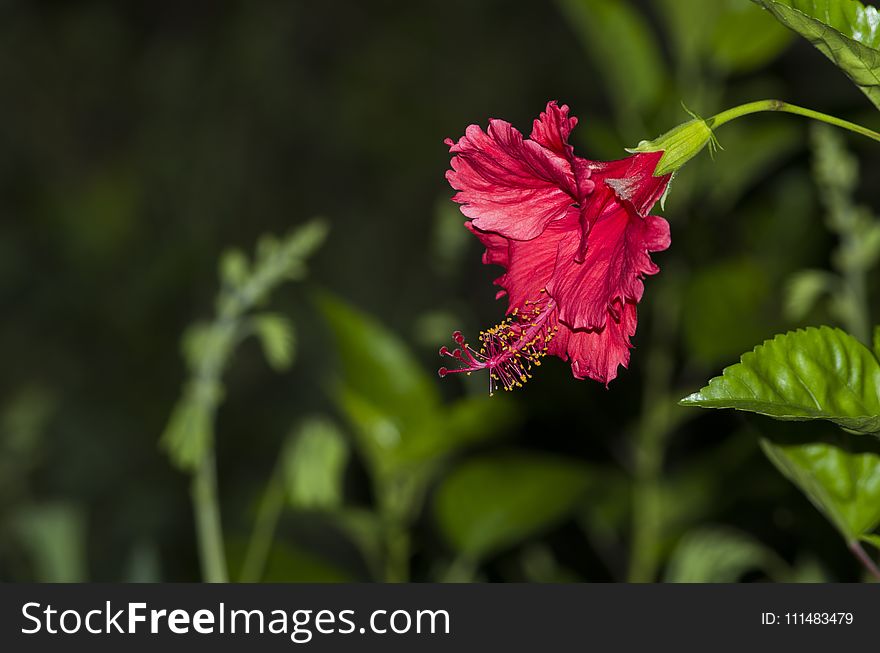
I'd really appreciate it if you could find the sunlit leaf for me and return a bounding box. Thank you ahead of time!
[219,248,249,290]
[681,327,880,435]
[282,417,349,510]
[435,452,591,560]
[752,0,880,110]
[664,527,786,582]
[251,313,296,371]
[761,437,880,541]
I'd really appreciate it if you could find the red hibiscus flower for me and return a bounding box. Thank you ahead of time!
[439,101,672,391]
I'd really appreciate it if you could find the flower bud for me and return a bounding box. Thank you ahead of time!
[627,116,717,177]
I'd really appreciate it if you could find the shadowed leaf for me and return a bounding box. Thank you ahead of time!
[752,0,880,109]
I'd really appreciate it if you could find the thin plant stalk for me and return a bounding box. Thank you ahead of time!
[193,449,228,583]
[710,100,880,145]
[850,541,880,582]
[627,273,682,583]
[239,464,286,583]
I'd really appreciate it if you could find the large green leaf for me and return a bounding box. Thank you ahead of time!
[435,452,591,560]
[752,0,880,110]
[316,292,440,426]
[761,437,880,541]
[681,327,880,435]
[322,294,515,476]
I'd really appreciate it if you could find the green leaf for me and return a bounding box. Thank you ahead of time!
[664,527,786,582]
[861,533,880,549]
[282,417,349,510]
[710,0,794,73]
[336,385,408,476]
[558,0,666,118]
[435,452,591,560]
[392,395,518,468]
[14,503,87,582]
[656,0,792,74]
[751,0,880,110]
[761,437,880,541]
[316,292,440,428]
[219,248,249,290]
[160,389,218,470]
[251,313,296,372]
[681,326,880,435]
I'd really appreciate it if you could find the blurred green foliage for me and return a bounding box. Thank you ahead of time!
[2,0,880,583]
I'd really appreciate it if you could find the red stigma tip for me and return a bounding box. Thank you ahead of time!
[437,298,556,394]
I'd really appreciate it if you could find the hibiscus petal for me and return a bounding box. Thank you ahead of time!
[529,101,577,161]
[469,209,579,312]
[466,221,509,269]
[446,117,581,241]
[548,205,670,330]
[466,222,510,300]
[592,151,670,217]
[548,300,638,385]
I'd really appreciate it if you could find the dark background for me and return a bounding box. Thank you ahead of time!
[1,0,878,582]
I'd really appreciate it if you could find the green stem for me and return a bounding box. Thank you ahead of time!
[239,463,286,583]
[192,448,228,582]
[849,541,880,582]
[627,274,681,583]
[709,100,880,144]
[627,424,665,583]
